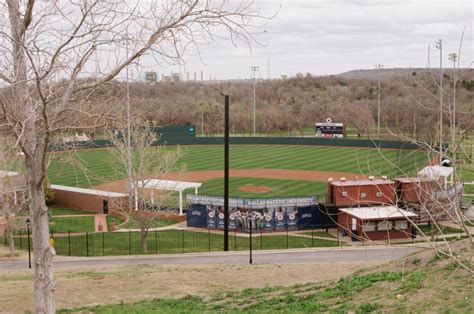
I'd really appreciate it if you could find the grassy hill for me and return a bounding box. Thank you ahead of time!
[58,240,473,313]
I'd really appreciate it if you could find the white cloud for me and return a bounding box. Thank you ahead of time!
[146,0,473,79]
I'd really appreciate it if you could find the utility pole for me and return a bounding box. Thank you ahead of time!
[249,66,259,136]
[435,39,443,164]
[125,29,134,211]
[449,52,459,211]
[374,64,383,139]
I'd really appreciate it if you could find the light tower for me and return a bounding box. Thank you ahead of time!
[448,52,457,163]
[374,64,383,139]
[435,39,443,164]
[249,66,259,136]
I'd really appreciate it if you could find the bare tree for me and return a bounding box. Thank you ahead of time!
[0,137,27,256]
[0,1,266,312]
[107,122,184,254]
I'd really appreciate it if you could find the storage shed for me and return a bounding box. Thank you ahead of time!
[338,205,418,241]
[327,177,397,207]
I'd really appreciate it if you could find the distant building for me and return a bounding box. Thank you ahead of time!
[145,71,157,84]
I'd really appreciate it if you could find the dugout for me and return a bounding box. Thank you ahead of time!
[338,205,418,241]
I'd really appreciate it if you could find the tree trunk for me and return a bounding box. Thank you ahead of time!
[3,201,15,255]
[27,158,56,314]
[140,227,148,254]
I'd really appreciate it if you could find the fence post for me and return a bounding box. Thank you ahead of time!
[312,225,314,247]
[260,229,263,250]
[86,232,89,257]
[102,232,105,256]
[234,230,237,251]
[4,230,6,246]
[181,229,185,253]
[129,231,132,255]
[155,230,158,254]
[19,231,22,250]
[68,231,71,256]
[286,225,289,249]
[208,228,211,252]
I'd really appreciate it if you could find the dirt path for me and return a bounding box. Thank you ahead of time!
[94,169,365,193]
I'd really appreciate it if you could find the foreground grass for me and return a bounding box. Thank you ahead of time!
[49,216,95,233]
[58,253,473,313]
[49,207,94,216]
[8,229,339,256]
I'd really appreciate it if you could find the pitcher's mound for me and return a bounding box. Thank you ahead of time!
[238,185,273,193]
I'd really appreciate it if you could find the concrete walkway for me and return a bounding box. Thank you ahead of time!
[94,214,108,232]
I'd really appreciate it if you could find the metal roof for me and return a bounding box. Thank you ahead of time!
[51,185,128,198]
[135,179,202,192]
[339,205,417,220]
[330,179,395,186]
[394,177,433,183]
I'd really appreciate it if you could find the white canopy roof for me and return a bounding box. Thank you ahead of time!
[51,185,128,198]
[339,205,418,221]
[417,165,453,180]
[135,179,202,192]
[0,171,19,177]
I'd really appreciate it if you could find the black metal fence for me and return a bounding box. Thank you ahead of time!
[3,225,340,257]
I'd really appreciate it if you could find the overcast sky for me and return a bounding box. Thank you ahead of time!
[141,0,473,80]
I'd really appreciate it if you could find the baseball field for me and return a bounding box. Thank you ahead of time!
[47,145,429,200]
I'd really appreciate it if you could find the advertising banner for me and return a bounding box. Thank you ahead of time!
[186,204,207,228]
[274,207,287,231]
[206,205,217,228]
[286,206,298,230]
[262,208,275,231]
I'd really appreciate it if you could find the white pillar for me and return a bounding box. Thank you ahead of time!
[194,187,198,194]
[151,189,154,204]
[134,184,139,210]
[179,190,183,215]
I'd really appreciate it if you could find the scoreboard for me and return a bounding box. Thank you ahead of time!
[315,118,344,138]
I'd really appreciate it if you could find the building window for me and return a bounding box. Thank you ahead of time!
[378,220,392,231]
[362,221,376,232]
[376,192,383,198]
[360,192,367,198]
[341,191,348,197]
[394,220,408,230]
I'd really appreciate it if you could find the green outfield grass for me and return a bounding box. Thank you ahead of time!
[47,145,429,188]
[198,177,327,199]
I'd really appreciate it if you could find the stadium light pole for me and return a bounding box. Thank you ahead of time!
[249,66,259,136]
[435,39,443,164]
[224,95,230,251]
[374,64,383,140]
[448,53,457,161]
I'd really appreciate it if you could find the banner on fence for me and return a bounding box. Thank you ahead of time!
[185,195,333,232]
[186,194,317,208]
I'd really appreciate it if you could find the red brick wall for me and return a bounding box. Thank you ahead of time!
[53,188,128,213]
[331,183,396,207]
[362,229,412,241]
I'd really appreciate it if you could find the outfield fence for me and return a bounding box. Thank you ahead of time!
[3,226,340,257]
[47,136,427,152]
